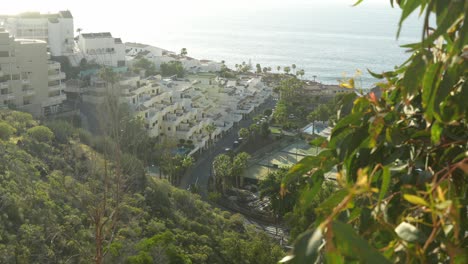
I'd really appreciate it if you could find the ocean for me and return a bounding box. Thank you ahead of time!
[75,5,422,88]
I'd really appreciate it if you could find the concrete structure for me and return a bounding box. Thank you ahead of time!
[0,11,74,56]
[78,71,272,155]
[68,32,125,67]
[124,42,223,73]
[0,28,66,116]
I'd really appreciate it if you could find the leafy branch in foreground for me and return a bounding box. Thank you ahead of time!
[282,1,467,263]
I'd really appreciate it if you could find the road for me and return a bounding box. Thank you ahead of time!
[180,96,276,197]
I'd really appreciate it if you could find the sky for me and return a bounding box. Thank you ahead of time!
[3,0,389,16]
[2,0,397,38]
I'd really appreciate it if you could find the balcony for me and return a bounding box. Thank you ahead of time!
[48,72,66,81]
[22,88,36,96]
[0,81,9,89]
[21,79,30,85]
[42,94,66,107]
[0,93,15,100]
[49,83,65,92]
[48,62,61,70]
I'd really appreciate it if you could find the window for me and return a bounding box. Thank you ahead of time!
[23,97,31,105]
[0,51,9,57]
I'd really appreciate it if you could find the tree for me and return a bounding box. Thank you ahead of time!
[282,1,467,263]
[132,57,157,77]
[238,128,250,140]
[160,61,185,78]
[259,168,298,218]
[204,124,216,147]
[277,66,281,72]
[212,154,232,194]
[256,63,262,74]
[283,66,291,74]
[99,67,119,88]
[232,152,251,188]
[297,69,305,79]
[180,48,187,57]
[260,122,270,138]
[27,126,54,142]
[0,121,16,140]
[291,64,296,74]
[273,101,288,125]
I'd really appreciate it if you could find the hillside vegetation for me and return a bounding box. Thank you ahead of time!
[0,110,283,264]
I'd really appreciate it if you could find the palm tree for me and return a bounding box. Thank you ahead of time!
[284,66,291,75]
[292,64,296,75]
[180,48,187,57]
[313,75,317,82]
[213,154,232,194]
[232,152,251,187]
[204,124,217,148]
[277,66,281,72]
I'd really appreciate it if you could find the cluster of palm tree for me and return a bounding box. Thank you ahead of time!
[275,64,306,79]
[212,152,251,194]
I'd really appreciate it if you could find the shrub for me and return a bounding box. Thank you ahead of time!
[46,120,74,144]
[26,126,54,142]
[0,121,16,140]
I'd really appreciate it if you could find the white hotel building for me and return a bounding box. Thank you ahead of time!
[0,11,75,57]
[0,28,66,116]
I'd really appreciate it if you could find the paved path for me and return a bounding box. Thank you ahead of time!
[180,96,276,197]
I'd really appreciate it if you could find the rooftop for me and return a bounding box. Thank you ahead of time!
[81,32,113,39]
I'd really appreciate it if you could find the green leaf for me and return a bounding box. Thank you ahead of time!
[352,0,364,7]
[325,252,344,264]
[401,53,425,97]
[332,221,391,263]
[368,116,385,148]
[309,136,327,148]
[422,62,442,123]
[421,1,464,48]
[284,228,323,264]
[316,189,348,216]
[302,170,325,205]
[394,221,423,242]
[430,121,443,144]
[397,0,421,38]
[285,156,319,183]
[379,166,391,202]
[403,194,429,207]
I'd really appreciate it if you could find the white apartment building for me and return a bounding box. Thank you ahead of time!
[0,28,66,116]
[125,42,163,57]
[0,11,74,56]
[80,70,271,155]
[68,32,125,68]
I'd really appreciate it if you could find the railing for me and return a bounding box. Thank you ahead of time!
[48,72,66,81]
[42,94,66,107]
[48,83,64,91]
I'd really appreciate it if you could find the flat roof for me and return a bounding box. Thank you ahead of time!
[81,32,113,39]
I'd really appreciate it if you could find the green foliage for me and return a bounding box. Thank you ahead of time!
[283,1,468,263]
[213,154,233,193]
[27,126,54,142]
[0,110,284,263]
[45,120,74,144]
[0,121,16,140]
[132,57,157,77]
[160,61,185,78]
[264,109,273,117]
[232,152,251,188]
[238,127,250,139]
